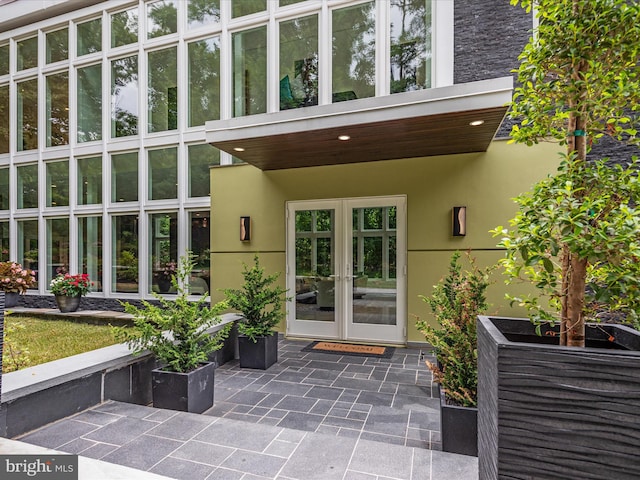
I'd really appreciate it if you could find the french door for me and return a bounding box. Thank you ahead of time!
[286,196,406,344]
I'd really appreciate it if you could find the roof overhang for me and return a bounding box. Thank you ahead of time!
[206,77,513,171]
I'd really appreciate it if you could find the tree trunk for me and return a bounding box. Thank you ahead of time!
[565,255,587,347]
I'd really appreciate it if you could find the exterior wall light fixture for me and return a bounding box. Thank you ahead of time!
[240,216,251,241]
[452,206,466,236]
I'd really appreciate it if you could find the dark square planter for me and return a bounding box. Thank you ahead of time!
[209,323,238,367]
[478,316,640,480]
[238,332,278,370]
[152,361,215,413]
[440,387,478,457]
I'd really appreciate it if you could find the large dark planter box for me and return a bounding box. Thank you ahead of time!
[440,387,478,456]
[238,332,278,370]
[478,316,640,480]
[152,361,215,413]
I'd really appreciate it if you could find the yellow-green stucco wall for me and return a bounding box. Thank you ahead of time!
[210,140,561,343]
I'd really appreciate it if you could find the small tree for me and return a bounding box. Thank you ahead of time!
[114,254,231,373]
[223,255,288,342]
[416,252,492,408]
[494,0,640,346]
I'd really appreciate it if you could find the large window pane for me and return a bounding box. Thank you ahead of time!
[148,47,177,133]
[46,28,68,64]
[46,160,69,207]
[112,215,138,293]
[77,156,102,205]
[17,78,38,151]
[0,85,8,153]
[150,212,177,294]
[232,26,267,117]
[77,64,102,142]
[17,164,38,209]
[190,211,210,295]
[187,0,220,29]
[332,2,375,102]
[111,55,138,137]
[17,37,37,71]
[148,147,177,200]
[188,37,220,126]
[78,216,102,292]
[111,152,138,203]
[188,144,219,197]
[0,221,8,261]
[279,15,318,110]
[390,0,431,93]
[232,0,265,18]
[147,0,178,39]
[46,72,69,147]
[47,217,69,287]
[111,8,138,48]
[18,219,38,288]
[0,167,8,209]
[77,18,102,56]
[0,44,9,75]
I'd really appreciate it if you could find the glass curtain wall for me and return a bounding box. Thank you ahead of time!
[77,64,102,143]
[78,216,102,292]
[46,160,69,207]
[148,47,178,133]
[77,156,102,205]
[390,0,431,93]
[112,215,138,293]
[232,26,267,117]
[111,152,138,203]
[188,144,219,197]
[0,84,9,153]
[0,167,8,210]
[148,147,177,200]
[46,72,69,147]
[46,217,69,286]
[150,212,177,293]
[0,221,8,261]
[18,219,38,287]
[111,55,139,138]
[17,164,38,209]
[188,37,220,127]
[17,79,38,151]
[332,2,376,102]
[279,15,318,110]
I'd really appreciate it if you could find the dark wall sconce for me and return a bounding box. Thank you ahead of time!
[452,206,466,236]
[240,216,251,241]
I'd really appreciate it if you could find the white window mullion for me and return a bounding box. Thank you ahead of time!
[376,0,389,97]
[433,0,454,87]
[318,1,330,105]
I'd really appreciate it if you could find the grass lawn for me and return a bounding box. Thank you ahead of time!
[2,316,118,373]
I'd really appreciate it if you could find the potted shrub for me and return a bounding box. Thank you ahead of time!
[416,252,491,456]
[481,1,640,478]
[114,254,232,413]
[50,273,93,312]
[224,255,288,370]
[0,262,36,308]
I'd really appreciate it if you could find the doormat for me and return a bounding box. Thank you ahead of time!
[302,341,395,358]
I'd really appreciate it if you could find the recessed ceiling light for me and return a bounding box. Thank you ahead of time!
[469,120,485,126]
[338,135,351,141]
[233,147,245,152]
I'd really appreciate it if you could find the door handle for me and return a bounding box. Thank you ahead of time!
[328,274,340,280]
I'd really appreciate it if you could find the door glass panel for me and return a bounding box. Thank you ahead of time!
[295,209,335,322]
[352,206,397,325]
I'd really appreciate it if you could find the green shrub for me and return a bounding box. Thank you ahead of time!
[223,255,289,342]
[113,254,231,373]
[416,252,491,408]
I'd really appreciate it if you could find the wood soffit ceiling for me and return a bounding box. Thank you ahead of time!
[206,78,513,171]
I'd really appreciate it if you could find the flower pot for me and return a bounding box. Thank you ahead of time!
[238,332,278,370]
[478,316,640,480]
[3,292,20,308]
[156,278,171,293]
[152,361,215,413]
[439,387,478,457]
[55,294,81,313]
